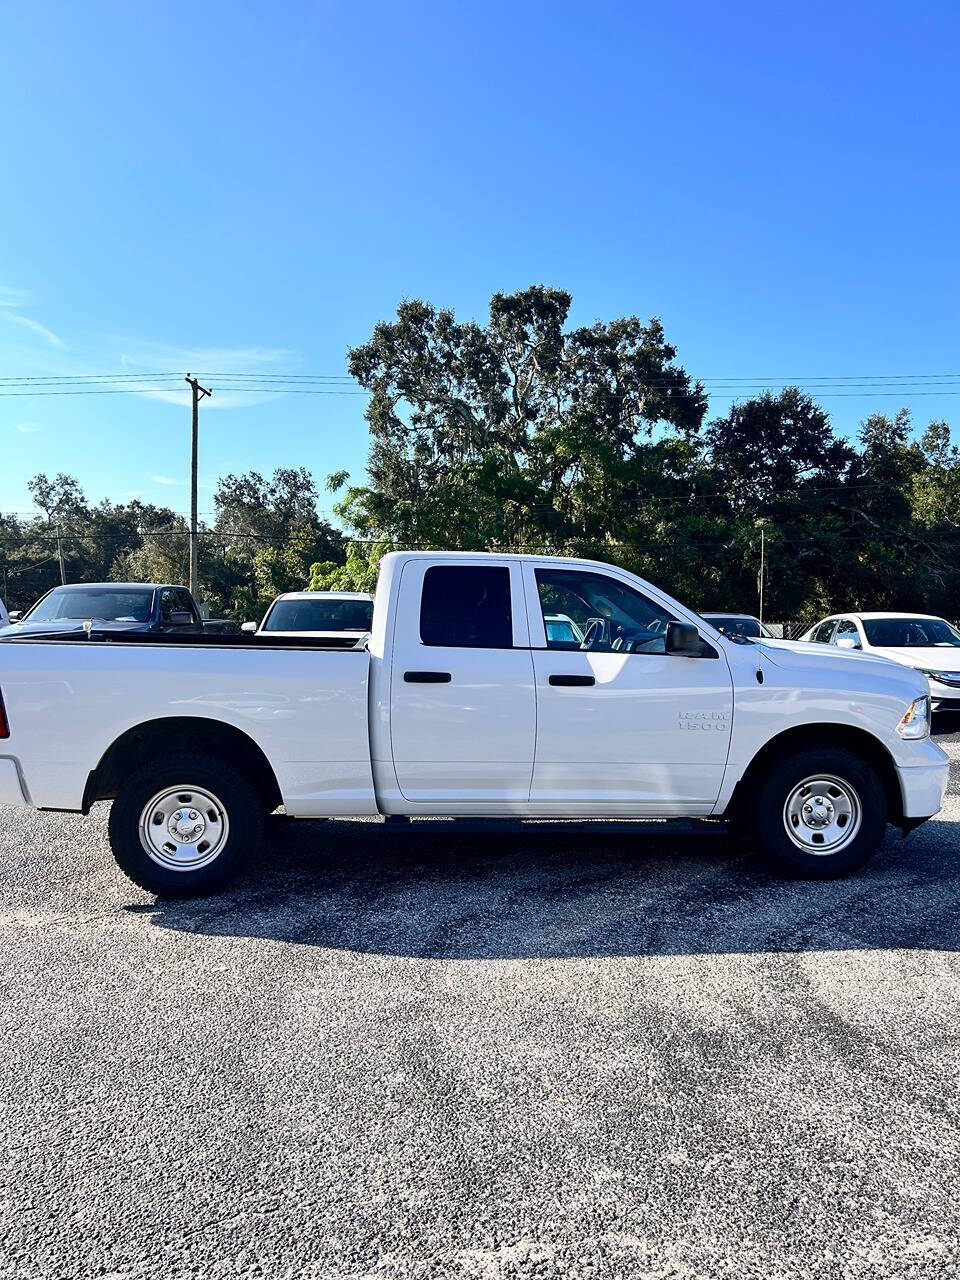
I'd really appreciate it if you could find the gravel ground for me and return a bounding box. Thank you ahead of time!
[1,730,959,1279]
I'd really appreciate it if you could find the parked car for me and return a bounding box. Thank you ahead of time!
[0,582,203,638]
[799,612,960,711]
[543,612,585,648]
[243,591,374,646]
[0,552,945,896]
[0,598,7,628]
[701,613,773,640]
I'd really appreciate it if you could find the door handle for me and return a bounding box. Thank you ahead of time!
[404,670,452,683]
[549,674,596,687]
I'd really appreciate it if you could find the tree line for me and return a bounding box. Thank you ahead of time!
[4,285,960,623]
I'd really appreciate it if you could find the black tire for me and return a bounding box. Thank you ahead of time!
[108,752,264,896]
[748,746,888,879]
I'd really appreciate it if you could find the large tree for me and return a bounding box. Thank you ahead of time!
[340,285,707,554]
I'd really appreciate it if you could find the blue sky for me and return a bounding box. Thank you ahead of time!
[2,0,959,521]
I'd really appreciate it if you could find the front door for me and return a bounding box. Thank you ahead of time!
[523,563,734,813]
[389,558,536,807]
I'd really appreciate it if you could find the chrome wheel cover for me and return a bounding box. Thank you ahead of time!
[783,774,862,855]
[138,785,230,871]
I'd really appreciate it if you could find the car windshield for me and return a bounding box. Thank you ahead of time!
[263,597,373,632]
[703,615,764,639]
[862,617,960,648]
[25,588,154,623]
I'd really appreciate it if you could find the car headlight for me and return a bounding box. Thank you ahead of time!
[920,669,960,685]
[897,695,931,739]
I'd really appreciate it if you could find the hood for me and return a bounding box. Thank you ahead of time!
[868,645,960,674]
[0,619,152,639]
[755,637,891,665]
[754,637,927,694]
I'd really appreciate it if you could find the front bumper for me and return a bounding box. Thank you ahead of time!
[926,675,960,711]
[897,743,950,819]
[0,758,29,807]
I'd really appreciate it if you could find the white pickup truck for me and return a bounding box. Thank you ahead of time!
[0,551,948,895]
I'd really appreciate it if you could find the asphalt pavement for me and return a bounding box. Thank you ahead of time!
[1,728,959,1279]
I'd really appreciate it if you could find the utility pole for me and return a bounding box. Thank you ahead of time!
[56,523,66,585]
[758,525,765,625]
[185,374,212,597]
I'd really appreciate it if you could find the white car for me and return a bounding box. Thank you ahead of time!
[243,591,373,646]
[800,612,960,711]
[0,599,8,629]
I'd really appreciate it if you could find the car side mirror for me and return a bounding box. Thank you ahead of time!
[665,621,704,655]
[240,621,257,633]
[835,636,860,650]
[168,610,194,627]
[7,611,21,622]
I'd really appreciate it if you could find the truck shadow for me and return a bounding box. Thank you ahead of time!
[132,815,960,958]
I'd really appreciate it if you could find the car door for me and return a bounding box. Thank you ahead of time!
[389,558,536,807]
[523,563,734,814]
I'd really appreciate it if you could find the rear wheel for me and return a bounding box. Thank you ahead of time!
[108,753,263,896]
[749,747,888,878]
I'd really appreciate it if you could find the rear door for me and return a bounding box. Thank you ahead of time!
[523,563,734,813]
[389,559,536,806]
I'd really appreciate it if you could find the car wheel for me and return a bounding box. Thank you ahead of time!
[750,746,888,879]
[108,753,264,896]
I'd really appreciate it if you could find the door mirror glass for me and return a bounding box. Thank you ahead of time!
[665,621,703,655]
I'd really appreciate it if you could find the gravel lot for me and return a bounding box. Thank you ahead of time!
[1,729,959,1280]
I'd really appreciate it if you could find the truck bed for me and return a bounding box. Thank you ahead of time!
[0,637,376,816]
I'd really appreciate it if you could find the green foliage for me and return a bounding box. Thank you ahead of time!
[308,540,389,593]
[338,286,960,624]
[1,468,347,622]
[5,287,960,627]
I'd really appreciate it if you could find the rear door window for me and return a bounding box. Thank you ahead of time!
[419,566,513,648]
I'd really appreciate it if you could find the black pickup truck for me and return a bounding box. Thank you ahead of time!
[1,582,206,638]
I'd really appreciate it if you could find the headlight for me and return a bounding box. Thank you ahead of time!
[920,669,960,685]
[897,695,931,739]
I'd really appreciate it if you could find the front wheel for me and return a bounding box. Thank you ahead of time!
[749,747,888,879]
[108,753,264,896]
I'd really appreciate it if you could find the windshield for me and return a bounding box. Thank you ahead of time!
[263,597,373,632]
[25,587,154,623]
[862,617,960,648]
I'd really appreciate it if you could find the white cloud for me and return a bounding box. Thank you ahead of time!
[152,475,182,486]
[0,310,64,348]
[114,340,300,410]
[0,285,31,308]
[14,422,42,433]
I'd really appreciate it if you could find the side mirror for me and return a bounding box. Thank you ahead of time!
[241,621,258,634]
[168,610,194,627]
[7,611,21,623]
[665,621,703,655]
[835,636,860,650]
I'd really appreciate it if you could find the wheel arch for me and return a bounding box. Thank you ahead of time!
[724,722,903,827]
[83,716,283,815]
